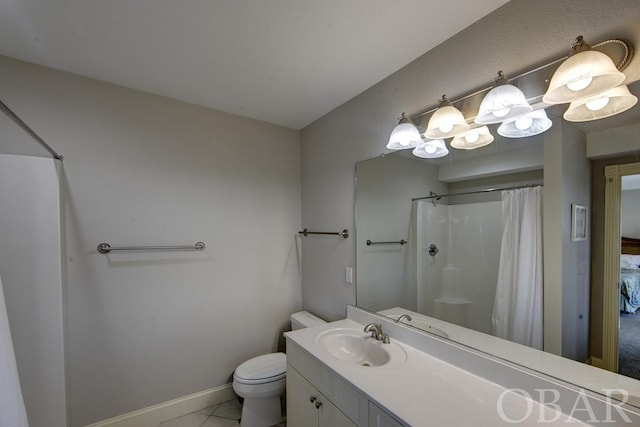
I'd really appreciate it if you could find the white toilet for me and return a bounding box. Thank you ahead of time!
[232,311,325,427]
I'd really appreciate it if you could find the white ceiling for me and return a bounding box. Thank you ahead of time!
[0,0,509,129]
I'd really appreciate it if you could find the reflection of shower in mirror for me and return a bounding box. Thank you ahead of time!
[416,200,501,334]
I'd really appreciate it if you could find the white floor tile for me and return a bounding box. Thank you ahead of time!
[211,399,242,420]
[194,405,218,416]
[159,412,209,427]
[201,416,239,427]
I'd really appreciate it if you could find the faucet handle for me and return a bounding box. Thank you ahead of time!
[378,332,391,344]
[364,322,382,339]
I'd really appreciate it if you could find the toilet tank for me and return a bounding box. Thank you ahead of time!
[290,311,325,330]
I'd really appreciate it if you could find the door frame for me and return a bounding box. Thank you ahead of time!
[602,162,640,372]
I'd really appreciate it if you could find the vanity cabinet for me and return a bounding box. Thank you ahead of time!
[286,339,407,427]
[368,402,404,427]
[286,341,370,426]
[287,365,357,427]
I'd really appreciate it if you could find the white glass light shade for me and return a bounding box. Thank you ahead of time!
[475,84,532,124]
[543,49,626,104]
[563,85,638,122]
[451,126,494,150]
[424,105,469,139]
[386,113,423,149]
[412,139,449,158]
[498,109,552,138]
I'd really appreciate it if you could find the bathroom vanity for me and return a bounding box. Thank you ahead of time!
[286,327,405,427]
[284,306,640,426]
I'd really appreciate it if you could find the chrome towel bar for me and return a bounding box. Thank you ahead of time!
[366,239,407,246]
[97,241,205,254]
[299,229,349,239]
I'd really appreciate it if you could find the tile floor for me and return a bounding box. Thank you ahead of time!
[157,398,285,427]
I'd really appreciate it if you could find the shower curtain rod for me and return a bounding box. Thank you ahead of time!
[0,99,63,161]
[412,183,543,202]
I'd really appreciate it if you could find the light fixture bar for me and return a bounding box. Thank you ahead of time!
[407,38,632,126]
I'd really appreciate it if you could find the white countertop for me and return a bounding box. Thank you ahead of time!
[286,318,591,426]
[379,307,640,403]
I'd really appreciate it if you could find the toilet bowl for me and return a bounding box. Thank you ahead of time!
[232,311,325,427]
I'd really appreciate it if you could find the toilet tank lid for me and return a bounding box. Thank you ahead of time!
[290,311,326,329]
[234,352,286,381]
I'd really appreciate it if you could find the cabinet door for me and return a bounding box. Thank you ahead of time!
[369,401,404,427]
[287,365,320,427]
[319,398,358,427]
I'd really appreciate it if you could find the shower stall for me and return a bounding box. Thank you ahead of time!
[414,198,502,335]
[412,185,544,348]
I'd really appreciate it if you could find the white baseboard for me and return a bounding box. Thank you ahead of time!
[84,384,236,427]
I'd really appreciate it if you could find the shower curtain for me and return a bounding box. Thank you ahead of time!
[0,273,28,427]
[492,187,543,349]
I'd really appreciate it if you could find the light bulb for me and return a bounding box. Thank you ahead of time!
[438,122,454,134]
[585,96,610,111]
[492,107,511,118]
[465,130,480,143]
[567,76,593,92]
[515,117,533,130]
[399,131,410,146]
[424,143,437,154]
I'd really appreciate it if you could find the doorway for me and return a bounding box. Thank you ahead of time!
[603,162,640,376]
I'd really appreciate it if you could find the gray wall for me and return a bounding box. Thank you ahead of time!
[541,121,591,360]
[355,154,446,312]
[300,0,640,323]
[0,56,302,426]
[622,190,640,238]
[560,123,591,362]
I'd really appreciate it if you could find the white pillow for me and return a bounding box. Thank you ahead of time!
[621,254,640,269]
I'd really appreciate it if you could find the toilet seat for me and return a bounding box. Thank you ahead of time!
[233,352,286,385]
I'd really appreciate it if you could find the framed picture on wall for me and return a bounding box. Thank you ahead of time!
[572,204,587,242]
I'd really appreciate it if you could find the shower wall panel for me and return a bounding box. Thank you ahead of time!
[417,200,501,334]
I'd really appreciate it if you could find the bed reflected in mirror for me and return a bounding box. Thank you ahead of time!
[619,179,640,380]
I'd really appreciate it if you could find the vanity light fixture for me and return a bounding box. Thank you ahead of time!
[386,35,633,157]
[450,126,494,150]
[412,139,449,158]
[424,95,469,139]
[543,36,627,104]
[563,85,638,122]
[386,112,423,149]
[475,71,532,124]
[497,109,553,138]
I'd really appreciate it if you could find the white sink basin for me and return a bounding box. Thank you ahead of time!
[316,328,407,367]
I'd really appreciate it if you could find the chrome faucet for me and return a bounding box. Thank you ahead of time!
[395,314,412,324]
[364,323,382,339]
[364,322,391,343]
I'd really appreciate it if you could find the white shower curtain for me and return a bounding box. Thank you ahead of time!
[492,187,543,349]
[0,273,29,427]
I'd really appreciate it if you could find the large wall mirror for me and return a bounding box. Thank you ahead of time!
[355,80,640,403]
